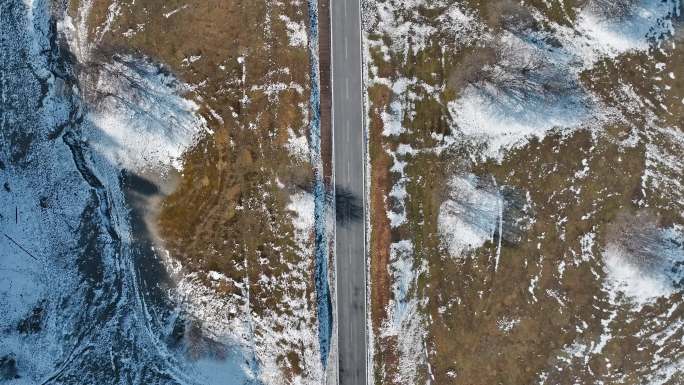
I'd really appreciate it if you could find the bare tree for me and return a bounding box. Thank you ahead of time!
[448,40,574,105]
[605,210,683,278]
[440,173,530,247]
[447,47,497,96]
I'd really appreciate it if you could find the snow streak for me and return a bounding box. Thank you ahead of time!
[306,0,332,368]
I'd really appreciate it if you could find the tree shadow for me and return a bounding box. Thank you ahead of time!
[332,185,363,226]
[119,170,174,309]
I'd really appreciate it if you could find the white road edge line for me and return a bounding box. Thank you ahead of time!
[356,0,371,382]
[327,0,339,384]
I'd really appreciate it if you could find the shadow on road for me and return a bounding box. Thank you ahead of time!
[333,185,363,226]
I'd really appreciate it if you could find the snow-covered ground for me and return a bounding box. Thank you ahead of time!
[2,2,206,383]
[1,0,326,384]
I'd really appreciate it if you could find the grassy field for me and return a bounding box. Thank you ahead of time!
[364,0,684,383]
[69,0,321,381]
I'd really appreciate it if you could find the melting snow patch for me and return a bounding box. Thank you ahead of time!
[497,317,520,333]
[279,15,308,47]
[379,78,412,136]
[375,1,435,55]
[87,55,207,173]
[385,145,412,228]
[438,174,502,257]
[287,191,315,248]
[642,127,684,212]
[573,0,678,63]
[449,86,587,156]
[448,33,593,157]
[381,239,428,385]
[603,245,674,304]
[163,4,189,18]
[286,128,310,162]
[387,240,415,330]
[436,3,484,43]
[208,270,229,282]
[602,224,684,306]
[372,0,482,56]
[181,54,202,66]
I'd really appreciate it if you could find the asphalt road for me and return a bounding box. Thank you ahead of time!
[330,0,366,384]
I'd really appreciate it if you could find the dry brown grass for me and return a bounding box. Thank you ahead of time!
[364,1,684,384]
[71,0,321,380]
[367,82,400,384]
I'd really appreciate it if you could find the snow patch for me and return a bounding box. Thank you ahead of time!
[373,0,483,56]
[572,0,678,63]
[286,128,311,162]
[288,191,316,247]
[449,33,593,157]
[603,225,684,305]
[280,14,308,47]
[604,246,673,303]
[87,56,207,173]
[438,174,502,257]
[380,239,428,385]
[163,4,189,18]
